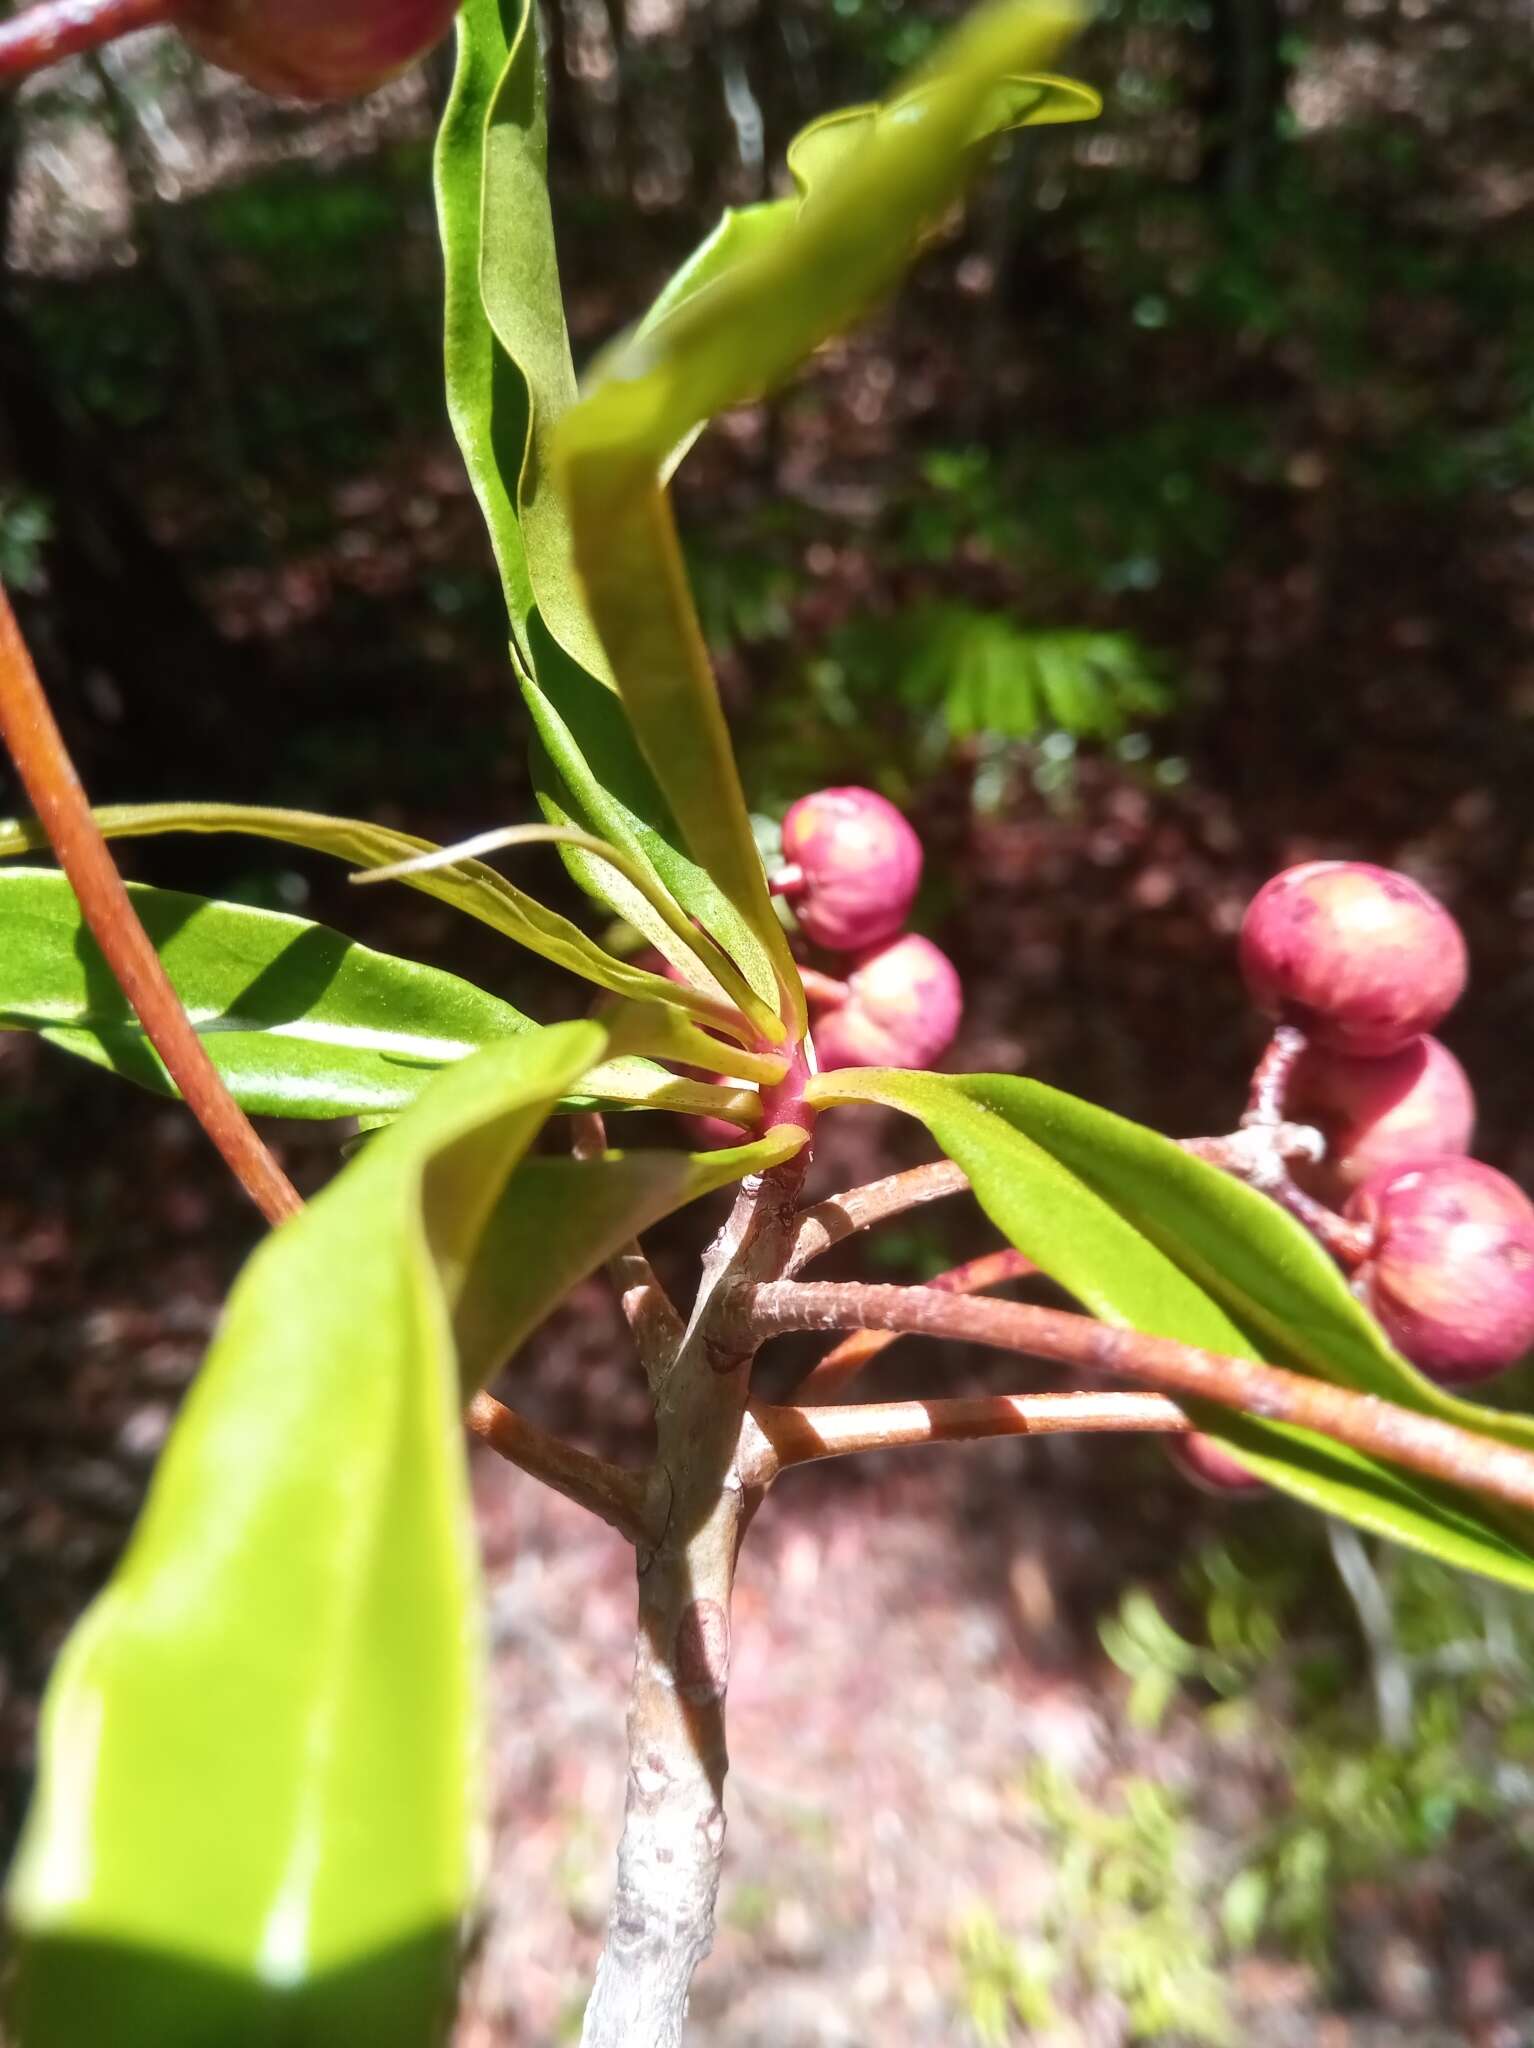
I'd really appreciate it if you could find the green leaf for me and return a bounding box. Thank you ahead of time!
[435,0,536,653]
[805,1066,1534,1593]
[457,1125,808,1387]
[0,867,535,1118]
[0,800,755,1039]
[553,3,1091,1040]
[438,0,793,1023]
[7,1023,606,2046]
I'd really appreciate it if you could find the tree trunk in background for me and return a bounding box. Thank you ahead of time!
[1200,0,1286,199]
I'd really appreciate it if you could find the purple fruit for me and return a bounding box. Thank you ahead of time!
[1347,1158,1534,1384]
[179,0,458,101]
[811,933,962,1071]
[779,787,922,953]
[1166,1432,1266,1497]
[1239,861,1466,1056]
[1289,1036,1475,1200]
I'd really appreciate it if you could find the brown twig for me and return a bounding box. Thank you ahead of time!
[570,1111,685,1381]
[788,1156,971,1272]
[744,1388,1186,1482]
[792,1246,1033,1401]
[0,0,172,83]
[467,1392,655,1547]
[734,1279,1534,1516]
[0,587,301,1225]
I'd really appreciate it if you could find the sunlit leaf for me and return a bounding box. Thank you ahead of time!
[805,1066,1534,1592]
[7,1024,606,2046]
[0,800,752,1038]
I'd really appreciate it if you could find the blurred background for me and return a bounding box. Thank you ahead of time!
[4,0,1534,2040]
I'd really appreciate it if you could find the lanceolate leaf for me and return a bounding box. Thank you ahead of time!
[456,1125,808,1386]
[437,0,792,1020]
[0,801,749,1037]
[7,1024,605,2047]
[0,867,534,1118]
[805,1066,1534,1592]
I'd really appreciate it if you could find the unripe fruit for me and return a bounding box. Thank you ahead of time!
[1347,1159,1534,1384]
[1166,1432,1266,1497]
[1288,1036,1475,1200]
[1239,861,1466,1056]
[179,0,459,101]
[811,933,962,1071]
[779,786,922,953]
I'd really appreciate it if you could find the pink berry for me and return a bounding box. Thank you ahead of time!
[1239,861,1466,1056]
[811,933,962,1071]
[779,787,922,953]
[1288,1036,1475,1200]
[1347,1159,1534,1384]
[1166,1432,1266,1497]
[179,0,459,101]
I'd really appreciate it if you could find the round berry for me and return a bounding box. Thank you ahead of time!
[811,933,962,1071]
[779,787,922,953]
[1347,1159,1534,1384]
[1239,861,1466,1056]
[1288,1036,1475,1200]
[179,0,459,101]
[1166,1432,1266,1497]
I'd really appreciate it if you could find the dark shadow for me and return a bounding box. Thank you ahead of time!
[8,1925,460,2048]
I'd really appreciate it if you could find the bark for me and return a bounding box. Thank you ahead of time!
[579,1140,809,2048]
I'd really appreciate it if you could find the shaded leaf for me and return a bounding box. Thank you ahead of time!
[8,1024,606,2045]
[457,1125,808,1386]
[805,1066,1534,1592]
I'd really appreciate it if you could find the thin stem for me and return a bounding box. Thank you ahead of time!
[735,1279,1534,1516]
[0,587,300,1226]
[793,1246,1033,1401]
[1243,1022,1308,1127]
[571,1111,684,1384]
[467,1393,655,1548]
[797,966,849,1010]
[788,1157,970,1272]
[0,0,170,83]
[745,1389,1186,1481]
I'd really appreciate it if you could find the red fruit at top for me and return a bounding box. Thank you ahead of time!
[1347,1158,1534,1384]
[179,0,459,101]
[1288,1035,1475,1201]
[811,933,962,1071]
[779,787,922,952]
[1239,861,1466,1056]
[1166,1432,1266,1497]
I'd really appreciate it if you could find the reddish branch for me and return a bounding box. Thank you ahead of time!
[0,587,301,1225]
[745,1388,1186,1481]
[793,1245,1033,1400]
[0,0,172,82]
[788,1156,971,1271]
[734,1279,1534,1515]
[468,1392,654,1546]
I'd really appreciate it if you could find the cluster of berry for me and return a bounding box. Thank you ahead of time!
[775,787,962,1071]
[1179,860,1534,1497]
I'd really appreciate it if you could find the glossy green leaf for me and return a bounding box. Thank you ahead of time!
[456,1124,807,1386]
[554,3,1091,1043]
[0,867,534,1118]
[436,0,536,655]
[973,1077,1534,1458]
[0,800,753,1038]
[805,1066,1534,1592]
[7,1023,606,2046]
[438,0,792,1021]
